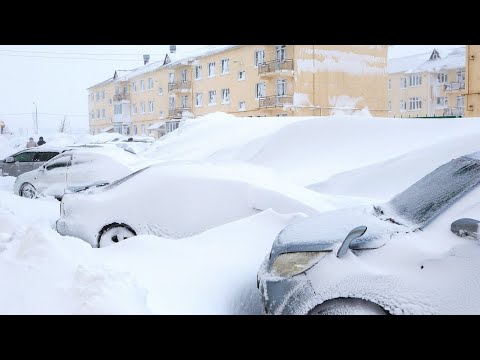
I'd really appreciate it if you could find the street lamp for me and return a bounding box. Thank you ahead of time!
[33,102,38,135]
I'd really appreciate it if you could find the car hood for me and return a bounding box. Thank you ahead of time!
[268,205,406,265]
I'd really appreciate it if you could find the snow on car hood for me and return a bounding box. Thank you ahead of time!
[269,205,405,264]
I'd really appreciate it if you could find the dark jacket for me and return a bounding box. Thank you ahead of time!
[37,140,46,146]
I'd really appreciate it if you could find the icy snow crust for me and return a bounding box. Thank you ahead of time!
[3,112,480,314]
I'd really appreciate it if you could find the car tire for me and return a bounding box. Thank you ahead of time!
[308,298,388,315]
[19,182,37,199]
[97,223,136,248]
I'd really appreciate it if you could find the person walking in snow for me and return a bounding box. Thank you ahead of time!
[37,136,46,146]
[0,120,5,134]
[26,137,37,148]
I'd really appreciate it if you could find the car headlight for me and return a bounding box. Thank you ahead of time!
[271,252,329,277]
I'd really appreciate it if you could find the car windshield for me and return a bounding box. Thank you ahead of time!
[103,166,151,190]
[385,153,480,228]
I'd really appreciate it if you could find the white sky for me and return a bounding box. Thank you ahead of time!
[0,45,463,135]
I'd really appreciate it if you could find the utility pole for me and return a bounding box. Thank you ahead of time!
[33,102,38,134]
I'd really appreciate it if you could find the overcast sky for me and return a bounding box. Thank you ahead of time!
[0,45,463,135]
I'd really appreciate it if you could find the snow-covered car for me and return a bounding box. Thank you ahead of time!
[0,147,67,177]
[257,151,480,315]
[13,149,133,200]
[55,162,328,248]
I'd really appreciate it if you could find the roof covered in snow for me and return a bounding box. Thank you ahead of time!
[166,46,240,67]
[388,47,465,74]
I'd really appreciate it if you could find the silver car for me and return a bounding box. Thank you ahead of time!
[0,147,65,177]
[14,149,133,200]
[257,151,480,315]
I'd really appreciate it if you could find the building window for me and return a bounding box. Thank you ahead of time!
[195,93,203,107]
[457,70,466,82]
[208,90,216,105]
[238,71,246,81]
[388,101,392,111]
[166,121,180,133]
[149,101,154,113]
[148,78,154,90]
[437,73,448,84]
[158,87,163,95]
[256,82,266,99]
[239,101,246,111]
[400,77,407,89]
[132,104,137,115]
[102,109,106,118]
[221,88,230,104]
[90,111,94,119]
[169,72,174,83]
[169,96,175,110]
[276,45,286,62]
[276,79,287,96]
[123,86,127,95]
[115,86,120,95]
[409,97,422,110]
[141,125,146,136]
[255,50,265,66]
[457,95,465,108]
[140,102,146,114]
[436,97,448,108]
[132,82,137,93]
[181,69,187,82]
[96,110,100,118]
[96,92,100,101]
[113,105,122,115]
[388,79,391,90]
[208,62,216,77]
[195,65,202,80]
[160,111,165,118]
[221,59,229,75]
[181,96,188,109]
[134,125,138,135]
[400,100,406,112]
[409,74,422,87]
[102,91,105,100]
[140,80,145,91]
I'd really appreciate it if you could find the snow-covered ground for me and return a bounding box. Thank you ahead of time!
[2,113,480,314]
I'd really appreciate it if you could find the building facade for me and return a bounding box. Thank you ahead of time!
[465,45,480,117]
[388,47,466,118]
[88,45,389,137]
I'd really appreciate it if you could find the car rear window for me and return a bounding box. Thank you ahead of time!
[13,152,36,162]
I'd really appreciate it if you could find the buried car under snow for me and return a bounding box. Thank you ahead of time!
[13,148,134,200]
[257,151,480,315]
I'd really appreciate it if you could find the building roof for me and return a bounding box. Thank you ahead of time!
[388,47,465,74]
[88,46,240,89]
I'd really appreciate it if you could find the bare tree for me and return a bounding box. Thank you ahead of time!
[58,115,71,133]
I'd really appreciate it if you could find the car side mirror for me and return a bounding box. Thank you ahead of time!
[451,218,480,239]
[5,157,14,163]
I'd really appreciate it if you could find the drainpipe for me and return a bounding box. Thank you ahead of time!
[312,45,316,116]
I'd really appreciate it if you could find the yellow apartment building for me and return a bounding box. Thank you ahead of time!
[88,45,389,137]
[465,45,480,117]
[388,47,466,118]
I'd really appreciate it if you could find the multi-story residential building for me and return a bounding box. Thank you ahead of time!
[388,47,466,118]
[88,45,389,137]
[465,45,480,117]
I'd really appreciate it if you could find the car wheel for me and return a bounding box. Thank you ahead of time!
[97,223,136,248]
[308,298,388,315]
[20,183,37,199]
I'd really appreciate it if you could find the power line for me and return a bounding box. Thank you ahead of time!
[0,112,88,117]
[0,48,167,56]
[0,53,143,61]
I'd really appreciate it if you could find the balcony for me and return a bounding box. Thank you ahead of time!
[443,107,464,117]
[169,107,191,119]
[258,59,294,76]
[168,81,192,92]
[113,93,129,101]
[444,82,466,91]
[258,95,293,109]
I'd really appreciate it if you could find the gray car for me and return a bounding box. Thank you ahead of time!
[0,147,66,177]
[257,151,480,315]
